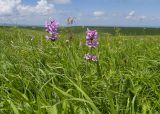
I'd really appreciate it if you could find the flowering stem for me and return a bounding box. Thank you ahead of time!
[96,60,102,77]
[90,47,93,54]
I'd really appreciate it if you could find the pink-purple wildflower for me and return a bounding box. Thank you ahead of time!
[86,29,99,48]
[45,35,58,41]
[84,29,99,62]
[45,19,59,41]
[84,54,97,61]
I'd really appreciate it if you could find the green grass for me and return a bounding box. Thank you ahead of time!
[0,27,160,114]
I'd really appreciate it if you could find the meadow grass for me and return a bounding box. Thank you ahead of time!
[0,27,160,114]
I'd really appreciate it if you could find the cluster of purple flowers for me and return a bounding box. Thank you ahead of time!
[45,19,59,41]
[45,19,99,62]
[84,54,97,62]
[86,30,99,48]
[84,29,99,62]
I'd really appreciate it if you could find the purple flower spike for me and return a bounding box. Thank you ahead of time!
[45,35,58,41]
[45,20,59,34]
[84,54,98,62]
[45,19,59,41]
[86,29,99,48]
[86,40,99,48]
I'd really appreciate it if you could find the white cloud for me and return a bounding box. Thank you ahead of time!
[93,11,105,17]
[50,0,71,4]
[126,10,147,21]
[126,10,135,19]
[17,0,55,16]
[0,0,73,25]
[129,10,135,16]
[0,0,21,15]
[0,0,56,16]
[138,16,146,21]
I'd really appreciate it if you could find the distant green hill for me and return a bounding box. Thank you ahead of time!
[60,26,160,36]
[1,26,160,36]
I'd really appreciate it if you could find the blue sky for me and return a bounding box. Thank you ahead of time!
[0,0,160,27]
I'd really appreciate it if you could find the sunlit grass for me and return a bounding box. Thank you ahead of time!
[0,27,160,114]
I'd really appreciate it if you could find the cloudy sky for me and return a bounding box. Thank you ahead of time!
[0,0,160,27]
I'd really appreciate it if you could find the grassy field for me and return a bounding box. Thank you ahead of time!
[0,26,160,114]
